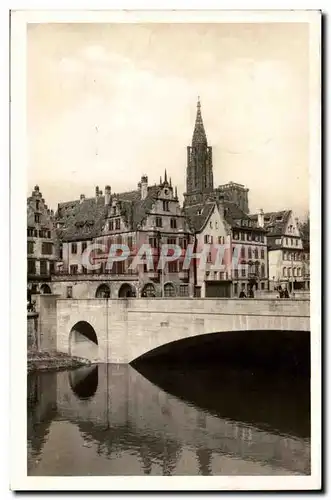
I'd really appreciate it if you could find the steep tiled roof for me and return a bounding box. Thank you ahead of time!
[250,210,291,236]
[184,199,261,233]
[56,186,163,241]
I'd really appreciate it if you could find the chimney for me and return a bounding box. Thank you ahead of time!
[105,185,111,205]
[80,194,85,203]
[95,186,100,198]
[140,175,148,200]
[258,208,264,228]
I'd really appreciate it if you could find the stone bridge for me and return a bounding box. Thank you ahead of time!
[56,298,310,364]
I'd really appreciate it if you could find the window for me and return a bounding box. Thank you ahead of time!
[261,263,265,278]
[27,228,34,237]
[168,261,178,273]
[170,218,177,229]
[210,221,213,229]
[47,230,51,238]
[179,285,189,297]
[248,247,252,259]
[115,218,121,230]
[261,249,265,259]
[34,214,40,223]
[142,283,155,297]
[70,265,78,274]
[234,269,239,278]
[295,239,298,246]
[35,200,40,210]
[127,236,133,249]
[240,247,246,258]
[220,272,225,280]
[149,237,157,248]
[180,238,188,249]
[283,251,287,260]
[293,268,297,277]
[247,233,252,241]
[28,259,36,274]
[49,261,54,274]
[254,248,259,259]
[156,217,162,228]
[168,237,176,245]
[42,242,53,255]
[291,238,294,246]
[285,238,288,245]
[71,242,77,254]
[27,241,34,254]
[234,283,238,295]
[218,236,224,245]
[115,261,125,274]
[34,229,38,237]
[82,242,87,253]
[66,286,73,299]
[207,252,212,264]
[204,235,209,244]
[40,260,48,275]
[108,220,114,231]
[261,282,265,290]
[298,268,301,277]
[164,283,176,297]
[163,201,169,211]
[233,232,239,240]
[241,268,246,277]
[288,267,292,277]
[215,221,218,229]
[283,267,287,277]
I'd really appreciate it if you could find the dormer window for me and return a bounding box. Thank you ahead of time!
[197,209,202,216]
[115,218,120,230]
[34,214,40,223]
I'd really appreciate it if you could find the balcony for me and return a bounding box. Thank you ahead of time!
[51,267,138,282]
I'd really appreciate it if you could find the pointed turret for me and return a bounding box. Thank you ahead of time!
[164,169,168,184]
[169,177,172,187]
[192,97,207,146]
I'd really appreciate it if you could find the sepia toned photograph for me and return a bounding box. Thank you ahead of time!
[10,9,321,491]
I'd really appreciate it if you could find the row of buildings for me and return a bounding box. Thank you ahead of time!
[27,100,310,300]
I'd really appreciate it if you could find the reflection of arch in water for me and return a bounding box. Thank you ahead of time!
[69,321,99,361]
[69,365,98,400]
[40,284,51,294]
[118,283,135,298]
[95,284,110,298]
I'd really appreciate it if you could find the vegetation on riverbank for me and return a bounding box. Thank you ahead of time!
[27,350,92,373]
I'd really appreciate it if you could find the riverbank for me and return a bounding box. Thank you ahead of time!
[28,350,92,373]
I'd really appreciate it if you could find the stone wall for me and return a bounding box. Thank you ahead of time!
[37,294,60,350]
[27,312,39,349]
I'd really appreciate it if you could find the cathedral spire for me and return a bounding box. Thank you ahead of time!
[192,96,207,146]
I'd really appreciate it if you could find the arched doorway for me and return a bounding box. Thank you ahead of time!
[69,321,99,361]
[95,284,110,298]
[40,284,51,294]
[164,282,176,297]
[141,283,156,298]
[69,365,98,400]
[118,283,136,298]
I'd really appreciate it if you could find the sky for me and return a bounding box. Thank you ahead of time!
[27,22,310,216]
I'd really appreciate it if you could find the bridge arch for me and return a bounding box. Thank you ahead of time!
[95,284,110,298]
[119,283,136,298]
[69,321,99,361]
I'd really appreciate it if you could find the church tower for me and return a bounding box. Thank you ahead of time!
[184,98,214,207]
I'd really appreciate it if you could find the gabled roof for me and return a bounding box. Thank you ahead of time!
[184,199,263,233]
[250,210,291,237]
[55,185,165,241]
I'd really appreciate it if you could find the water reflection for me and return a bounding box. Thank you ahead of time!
[27,364,310,476]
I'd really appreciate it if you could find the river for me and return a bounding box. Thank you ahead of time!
[27,362,310,476]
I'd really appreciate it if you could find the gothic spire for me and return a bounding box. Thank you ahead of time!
[192,97,207,146]
[169,177,172,187]
[164,169,168,184]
